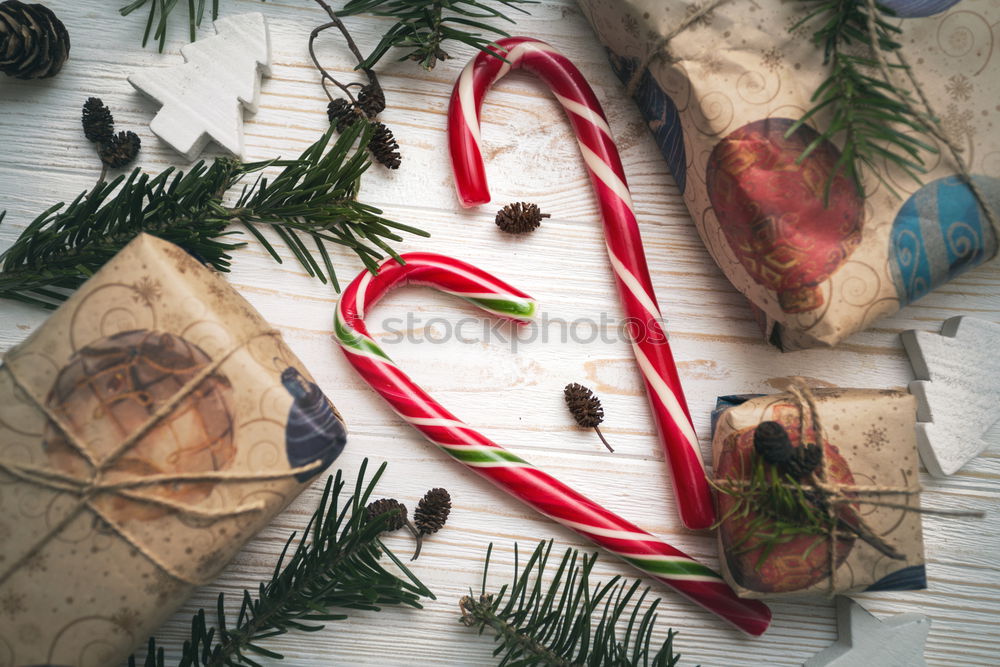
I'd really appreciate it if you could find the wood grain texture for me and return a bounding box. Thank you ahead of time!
[0,1,998,665]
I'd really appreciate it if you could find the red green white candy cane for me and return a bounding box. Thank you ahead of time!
[447,36,714,531]
[335,252,771,636]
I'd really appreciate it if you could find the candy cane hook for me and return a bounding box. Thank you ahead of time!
[335,252,771,636]
[448,37,714,530]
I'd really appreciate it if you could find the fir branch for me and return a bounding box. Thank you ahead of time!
[461,541,680,667]
[711,455,835,567]
[789,0,938,199]
[0,124,429,308]
[120,0,230,52]
[338,0,534,70]
[130,459,434,667]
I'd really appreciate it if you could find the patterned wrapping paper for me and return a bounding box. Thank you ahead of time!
[578,0,1000,349]
[0,234,346,666]
[710,389,925,599]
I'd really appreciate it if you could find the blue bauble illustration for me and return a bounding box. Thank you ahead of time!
[878,0,963,17]
[606,50,686,194]
[865,565,927,591]
[281,367,347,481]
[890,175,1000,305]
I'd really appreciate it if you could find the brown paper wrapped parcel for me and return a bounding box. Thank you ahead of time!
[579,0,1000,349]
[0,234,347,666]
[710,388,925,599]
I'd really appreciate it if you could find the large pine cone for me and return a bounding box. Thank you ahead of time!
[0,1,70,80]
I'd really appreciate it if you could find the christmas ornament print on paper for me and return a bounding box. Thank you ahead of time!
[705,117,864,315]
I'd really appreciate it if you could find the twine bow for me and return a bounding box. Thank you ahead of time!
[0,329,322,590]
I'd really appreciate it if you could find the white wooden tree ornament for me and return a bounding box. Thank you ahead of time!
[901,316,1000,477]
[803,597,930,667]
[128,13,271,161]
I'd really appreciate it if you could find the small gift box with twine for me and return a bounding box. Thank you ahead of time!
[710,381,928,599]
[0,234,347,666]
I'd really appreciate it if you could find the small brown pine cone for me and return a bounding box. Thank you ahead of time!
[366,498,408,532]
[368,121,401,169]
[753,421,794,465]
[782,442,823,478]
[494,202,549,234]
[414,488,451,536]
[356,84,385,118]
[0,1,70,80]
[98,130,141,168]
[564,383,603,428]
[327,98,362,133]
[82,97,114,144]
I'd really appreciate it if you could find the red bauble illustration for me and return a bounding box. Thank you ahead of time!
[716,403,858,593]
[706,118,864,313]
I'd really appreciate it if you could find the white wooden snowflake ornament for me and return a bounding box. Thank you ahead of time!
[803,597,930,667]
[128,13,271,161]
[901,316,1000,477]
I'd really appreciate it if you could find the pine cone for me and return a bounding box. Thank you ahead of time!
[495,202,549,234]
[98,130,141,168]
[414,488,451,536]
[564,383,604,428]
[366,498,408,532]
[753,421,794,465]
[327,98,362,133]
[782,443,823,478]
[357,84,385,118]
[368,121,401,169]
[0,1,70,80]
[82,97,114,144]
[754,421,824,478]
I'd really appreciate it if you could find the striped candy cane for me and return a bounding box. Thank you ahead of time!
[448,37,714,530]
[335,252,771,636]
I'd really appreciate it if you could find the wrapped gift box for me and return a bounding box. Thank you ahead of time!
[0,234,347,666]
[710,387,926,599]
[579,0,1000,349]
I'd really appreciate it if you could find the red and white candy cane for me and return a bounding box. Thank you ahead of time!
[335,252,771,636]
[448,37,714,530]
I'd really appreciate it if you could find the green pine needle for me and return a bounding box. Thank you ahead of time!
[338,0,535,70]
[129,459,434,667]
[120,0,228,52]
[711,455,833,569]
[461,541,681,667]
[0,123,428,309]
[790,0,938,200]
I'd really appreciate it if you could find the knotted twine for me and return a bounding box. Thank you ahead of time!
[0,329,323,590]
[622,0,999,239]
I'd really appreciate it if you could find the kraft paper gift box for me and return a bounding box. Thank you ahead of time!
[578,0,999,349]
[0,234,347,666]
[710,387,926,599]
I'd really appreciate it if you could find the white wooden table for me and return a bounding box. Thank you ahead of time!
[1,1,997,665]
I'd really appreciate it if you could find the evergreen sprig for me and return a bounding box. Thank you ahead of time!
[338,0,533,70]
[461,541,680,667]
[130,459,434,667]
[789,0,937,199]
[120,0,227,52]
[0,123,428,309]
[712,455,834,567]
